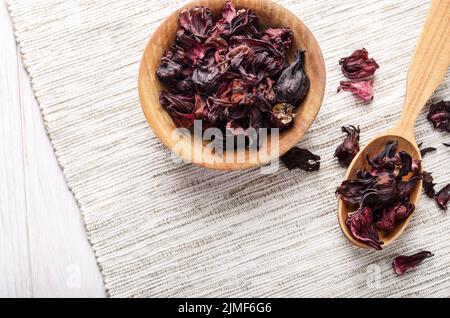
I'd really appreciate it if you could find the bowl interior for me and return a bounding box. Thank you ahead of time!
[138,0,326,170]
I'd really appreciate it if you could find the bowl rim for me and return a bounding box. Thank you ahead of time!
[138,0,326,170]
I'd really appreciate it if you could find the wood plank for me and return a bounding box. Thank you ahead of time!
[17,58,106,298]
[0,0,32,298]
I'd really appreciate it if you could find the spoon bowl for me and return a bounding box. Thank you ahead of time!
[337,0,450,249]
[338,134,422,249]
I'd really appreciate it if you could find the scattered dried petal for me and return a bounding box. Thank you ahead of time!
[338,80,373,101]
[392,251,433,275]
[427,100,450,132]
[435,183,450,210]
[334,125,360,166]
[339,48,379,80]
[422,171,436,198]
[281,147,320,171]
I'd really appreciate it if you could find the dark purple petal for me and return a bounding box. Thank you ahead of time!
[179,6,213,40]
[261,28,293,51]
[334,125,360,167]
[422,171,436,198]
[159,91,196,128]
[420,147,437,157]
[339,48,379,80]
[346,207,383,250]
[435,183,450,210]
[281,147,320,171]
[427,100,450,132]
[176,29,205,64]
[392,251,433,275]
[275,49,310,106]
[338,80,373,101]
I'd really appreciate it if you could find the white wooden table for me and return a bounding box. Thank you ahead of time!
[0,1,105,297]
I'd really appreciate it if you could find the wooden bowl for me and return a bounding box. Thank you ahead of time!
[138,0,326,170]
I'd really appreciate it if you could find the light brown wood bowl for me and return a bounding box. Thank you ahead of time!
[138,0,326,170]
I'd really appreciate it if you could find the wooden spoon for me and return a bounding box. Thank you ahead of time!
[338,0,450,249]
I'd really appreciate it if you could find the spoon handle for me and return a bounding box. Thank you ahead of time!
[396,0,450,138]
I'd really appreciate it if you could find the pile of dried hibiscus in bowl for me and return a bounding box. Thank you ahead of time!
[336,141,422,250]
[156,0,310,148]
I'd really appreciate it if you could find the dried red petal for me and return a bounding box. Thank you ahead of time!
[275,49,310,106]
[422,171,436,198]
[261,28,293,51]
[435,183,450,210]
[334,125,360,166]
[281,147,320,171]
[337,80,373,101]
[392,251,433,275]
[346,207,383,250]
[179,6,213,40]
[159,91,196,128]
[427,100,450,132]
[339,48,379,80]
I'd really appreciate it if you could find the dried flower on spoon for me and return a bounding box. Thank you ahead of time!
[337,141,422,250]
[392,251,433,275]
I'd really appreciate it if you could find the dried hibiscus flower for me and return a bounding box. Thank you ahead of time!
[435,183,450,210]
[156,0,310,151]
[422,171,436,198]
[334,125,360,166]
[392,251,433,275]
[275,49,310,106]
[418,142,437,157]
[337,141,422,250]
[339,48,379,80]
[427,100,450,132]
[281,147,320,171]
[337,80,373,101]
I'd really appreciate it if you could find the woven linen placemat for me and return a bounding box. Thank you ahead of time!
[8,0,450,297]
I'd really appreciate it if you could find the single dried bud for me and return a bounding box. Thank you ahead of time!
[270,103,295,129]
[337,80,373,101]
[392,251,433,275]
[435,183,450,210]
[334,125,360,166]
[339,48,379,80]
[275,49,310,106]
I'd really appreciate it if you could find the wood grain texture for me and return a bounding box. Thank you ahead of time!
[138,0,326,170]
[0,0,105,297]
[338,0,450,249]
